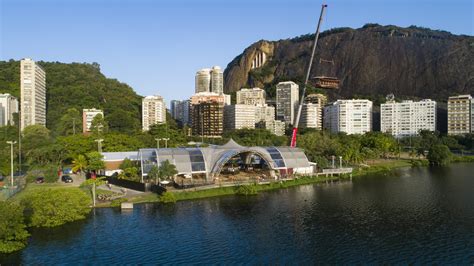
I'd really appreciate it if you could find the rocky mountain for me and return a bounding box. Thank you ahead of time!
[224,24,474,102]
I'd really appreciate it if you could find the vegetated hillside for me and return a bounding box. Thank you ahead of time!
[224,24,474,102]
[0,60,142,134]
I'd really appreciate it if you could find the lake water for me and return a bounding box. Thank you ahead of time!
[2,164,474,264]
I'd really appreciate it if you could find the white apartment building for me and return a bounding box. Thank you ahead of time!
[236,88,266,106]
[20,58,46,130]
[0,93,19,126]
[381,99,437,138]
[324,99,373,135]
[142,95,166,131]
[276,81,299,125]
[224,104,256,130]
[82,108,104,133]
[301,103,322,129]
[447,95,472,135]
[255,105,275,124]
[264,120,286,136]
[195,66,224,94]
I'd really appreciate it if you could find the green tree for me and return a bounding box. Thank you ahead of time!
[86,151,105,173]
[427,144,453,165]
[21,189,91,227]
[55,108,82,136]
[72,154,88,177]
[158,160,178,183]
[90,113,108,137]
[0,202,29,253]
[147,165,160,184]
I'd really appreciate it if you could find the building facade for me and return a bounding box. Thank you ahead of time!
[195,66,223,94]
[82,108,104,133]
[170,100,190,126]
[255,105,275,124]
[276,81,299,125]
[324,99,373,135]
[236,88,266,106]
[447,95,472,135]
[224,104,256,130]
[20,58,46,130]
[142,95,166,131]
[0,93,19,126]
[301,103,322,129]
[381,99,437,138]
[190,93,225,137]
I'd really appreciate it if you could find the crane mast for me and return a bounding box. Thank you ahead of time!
[290,4,327,147]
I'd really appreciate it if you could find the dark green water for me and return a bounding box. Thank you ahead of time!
[2,164,474,264]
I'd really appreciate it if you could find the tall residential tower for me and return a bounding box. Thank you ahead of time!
[142,95,166,131]
[20,58,46,130]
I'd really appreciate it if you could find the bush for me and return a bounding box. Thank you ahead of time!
[110,198,128,207]
[235,184,258,196]
[158,191,176,203]
[410,159,429,167]
[427,144,453,165]
[22,189,91,227]
[0,202,29,253]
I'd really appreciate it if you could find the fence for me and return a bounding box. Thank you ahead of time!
[0,176,26,201]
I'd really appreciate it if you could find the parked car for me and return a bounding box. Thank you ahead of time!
[61,175,73,183]
[35,177,45,184]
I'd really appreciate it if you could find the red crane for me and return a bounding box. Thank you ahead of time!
[290,4,328,147]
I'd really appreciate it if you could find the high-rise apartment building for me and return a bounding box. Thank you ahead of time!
[224,104,256,130]
[142,95,166,131]
[190,93,225,137]
[170,100,190,126]
[236,88,266,106]
[447,95,472,135]
[301,103,322,129]
[324,99,373,135]
[0,93,19,126]
[20,58,46,130]
[82,108,104,133]
[276,81,299,125]
[195,66,224,94]
[381,99,437,138]
[210,66,224,94]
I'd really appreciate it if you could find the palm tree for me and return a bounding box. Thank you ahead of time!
[72,154,88,178]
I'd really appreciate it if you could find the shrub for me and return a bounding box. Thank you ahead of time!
[22,189,91,227]
[0,202,29,253]
[235,184,258,196]
[110,198,128,207]
[427,144,453,165]
[159,192,176,203]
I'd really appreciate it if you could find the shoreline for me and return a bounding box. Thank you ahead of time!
[123,158,417,206]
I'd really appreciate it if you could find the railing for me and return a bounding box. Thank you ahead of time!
[0,176,26,201]
[321,168,353,174]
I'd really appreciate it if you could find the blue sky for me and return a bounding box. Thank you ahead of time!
[1,0,473,103]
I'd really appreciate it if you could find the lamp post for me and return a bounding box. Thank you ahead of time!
[95,139,104,153]
[339,156,342,169]
[162,138,170,148]
[155,138,162,149]
[6,141,16,187]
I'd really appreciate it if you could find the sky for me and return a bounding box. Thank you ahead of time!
[1,0,473,104]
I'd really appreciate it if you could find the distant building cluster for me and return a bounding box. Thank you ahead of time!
[4,59,473,141]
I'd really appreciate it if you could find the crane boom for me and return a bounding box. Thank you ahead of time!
[290,4,327,147]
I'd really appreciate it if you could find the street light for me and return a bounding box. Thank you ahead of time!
[162,138,170,148]
[339,156,342,169]
[155,138,162,149]
[6,141,16,187]
[95,139,104,153]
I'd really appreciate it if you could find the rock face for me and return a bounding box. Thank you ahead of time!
[224,24,474,101]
